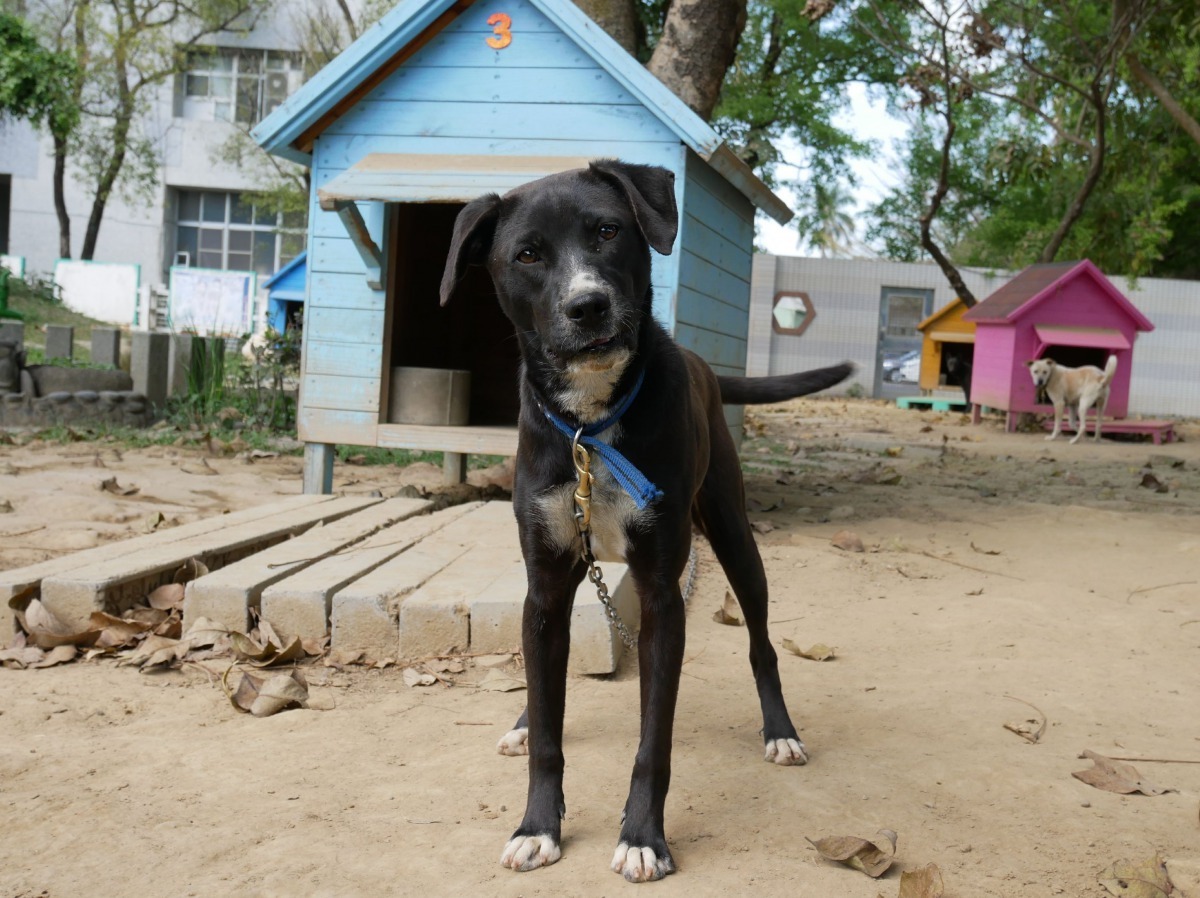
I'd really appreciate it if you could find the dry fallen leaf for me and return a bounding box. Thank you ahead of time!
[831,530,865,552]
[1099,853,1173,897]
[751,520,775,535]
[229,669,309,717]
[1073,750,1175,796]
[30,644,77,668]
[403,667,438,688]
[807,828,897,878]
[899,862,945,897]
[970,542,1001,556]
[19,599,96,649]
[0,635,45,669]
[478,668,526,692]
[1139,472,1169,493]
[147,583,185,611]
[99,476,139,496]
[90,611,152,649]
[1004,717,1045,744]
[782,638,836,661]
[713,590,743,626]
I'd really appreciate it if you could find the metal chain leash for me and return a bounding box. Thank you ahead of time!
[571,428,698,652]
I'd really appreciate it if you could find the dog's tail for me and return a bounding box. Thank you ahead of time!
[1102,355,1118,385]
[717,362,855,405]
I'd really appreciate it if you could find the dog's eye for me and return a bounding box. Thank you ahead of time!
[516,248,540,265]
[598,223,619,241]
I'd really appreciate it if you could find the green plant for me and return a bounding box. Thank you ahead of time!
[183,336,227,420]
[845,382,866,399]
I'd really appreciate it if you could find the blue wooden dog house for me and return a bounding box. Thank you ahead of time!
[254,0,793,492]
[262,252,307,335]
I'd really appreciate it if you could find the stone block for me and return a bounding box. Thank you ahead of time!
[44,325,74,361]
[0,322,23,351]
[166,333,193,397]
[130,331,170,413]
[90,327,122,368]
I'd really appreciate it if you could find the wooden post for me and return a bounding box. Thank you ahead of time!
[443,451,467,485]
[304,443,335,494]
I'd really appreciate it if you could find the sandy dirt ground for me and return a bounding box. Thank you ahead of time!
[2,401,1199,898]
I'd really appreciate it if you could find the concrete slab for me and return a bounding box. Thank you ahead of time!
[263,502,483,643]
[37,495,370,631]
[183,497,428,633]
[1,494,327,608]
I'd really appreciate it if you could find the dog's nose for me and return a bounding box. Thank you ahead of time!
[563,292,611,327]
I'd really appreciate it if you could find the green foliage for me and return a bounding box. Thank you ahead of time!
[849,0,1200,279]
[0,12,79,137]
[712,0,895,250]
[183,337,228,418]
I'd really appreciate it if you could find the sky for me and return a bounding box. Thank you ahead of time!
[755,83,911,258]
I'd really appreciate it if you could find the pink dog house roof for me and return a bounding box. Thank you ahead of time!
[962,260,1154,331]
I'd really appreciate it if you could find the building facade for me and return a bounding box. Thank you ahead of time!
[0,1,318,293]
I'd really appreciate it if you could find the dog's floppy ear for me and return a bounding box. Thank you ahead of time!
[589,159,678,255]
[440,194,501,306]
[1025,360,1035,368]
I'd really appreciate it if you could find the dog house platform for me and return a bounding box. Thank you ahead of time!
[1,497,636,672]
[253,0,794,492]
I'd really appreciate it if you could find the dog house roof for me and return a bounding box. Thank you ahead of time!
[962,259,1154,331]
[251,0,791,223]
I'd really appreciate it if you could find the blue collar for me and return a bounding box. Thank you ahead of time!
[539,368,663,510]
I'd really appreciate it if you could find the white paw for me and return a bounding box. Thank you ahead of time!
[500,834,561,872]
[611,842,674,882]
[497,727,528,756]
[1044,434,1057,441]
[764,737,809,766]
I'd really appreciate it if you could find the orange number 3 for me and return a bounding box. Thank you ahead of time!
[487,12,512,49]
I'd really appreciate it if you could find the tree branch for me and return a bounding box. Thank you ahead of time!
[917,13,976,306]
[1124,53,1200,146]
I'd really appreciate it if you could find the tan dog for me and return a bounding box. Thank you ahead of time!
[1026,355,1118,443]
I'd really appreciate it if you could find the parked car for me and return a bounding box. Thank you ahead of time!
[883,349,920,383]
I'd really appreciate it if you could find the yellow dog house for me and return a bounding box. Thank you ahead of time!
[916,297,975,398]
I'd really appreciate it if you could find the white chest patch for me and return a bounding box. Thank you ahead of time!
[556,349,631,424]
[531,462,648,563]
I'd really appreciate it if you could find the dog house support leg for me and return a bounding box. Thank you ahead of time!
[330,201,384,290]
[303,442,335,494]
[443,452,466,485]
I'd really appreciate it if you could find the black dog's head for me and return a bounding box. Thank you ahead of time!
[440,160,677,413]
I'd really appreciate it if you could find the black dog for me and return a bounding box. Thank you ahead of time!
[440,160,852,882]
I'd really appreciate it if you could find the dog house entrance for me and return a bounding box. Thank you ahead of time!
[1031,324,1130,372]
[385,202,521,428]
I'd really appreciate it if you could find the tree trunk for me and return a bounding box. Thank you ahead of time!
[52,133,71,259]
[1125,53,1200,147]
[919,114,977,307]
[571,0,639,56]
[1037,91,1106,264]
[80,134,127,261]
[647,0,747,120]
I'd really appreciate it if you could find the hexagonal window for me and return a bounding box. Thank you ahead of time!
[771,291,816,336]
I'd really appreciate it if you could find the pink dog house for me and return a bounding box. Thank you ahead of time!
[963,260,1154,432]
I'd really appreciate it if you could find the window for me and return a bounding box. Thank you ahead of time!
[881,290,929,338]
[182,49,303,125]
[771,291,816,336]
[175,190,305,278]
